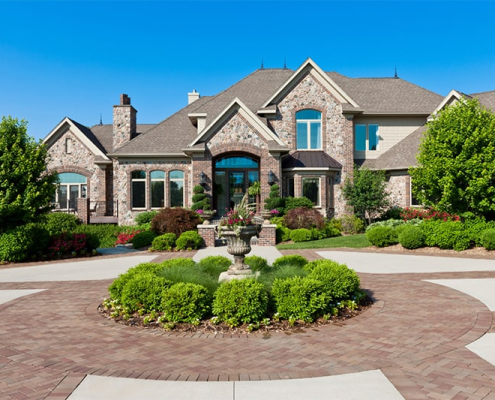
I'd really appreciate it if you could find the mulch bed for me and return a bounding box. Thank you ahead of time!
[98,295,374,335]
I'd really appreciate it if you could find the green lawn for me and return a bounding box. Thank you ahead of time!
[276,234,371,250]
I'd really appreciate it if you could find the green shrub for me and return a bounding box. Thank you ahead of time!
[135,211,159,225]
[161,282,211,323]
[284,196,314,213]
[176,230,203,250]
[398,226,425,249]
[158,263,219,295]
[481,229,495,250]
[0,224,50,262]
[307,260,360,301]
[303,258,340,273]
[379,206,404,221]
[44,213,81,235]
[191,185,211,211]
[271,276,329,322]
[323,222,341,238]
[337,215,365,234]
[464,218,495,246]
[310,228,326,240]
[212,279,268,326]
[276,226,291,243]
[196,256,231,277]
[73,224,120,248]
[151,207,202,236]
[366,226,398,247]
[152,233,177,251]
[264,184,285,214]
[422,220,470,251]
[132,230,157,249]
[290,228,312,243]
[120,273,171,312]
[272,254,308,269]
[257,265,308,292]
[244,255,269,272]
[108,262,164,300]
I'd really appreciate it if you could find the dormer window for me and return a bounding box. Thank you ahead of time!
[296,109,321,150]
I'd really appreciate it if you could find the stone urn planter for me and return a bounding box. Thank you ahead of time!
[219,224,261,275]
[261,210,272,224]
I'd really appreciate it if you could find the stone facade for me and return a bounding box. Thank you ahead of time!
[113,94,136,151]
[269,72,353,216]
[114,159,192,225]
[386,173,410,208]
[46,130,109,203]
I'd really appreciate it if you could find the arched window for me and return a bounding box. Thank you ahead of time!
[131,170,146,209]
[296,109,321,150]
[56,172,87,210]
[170,170,184,207]
[150,171,165,208]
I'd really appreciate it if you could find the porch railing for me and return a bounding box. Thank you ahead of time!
[89,201,118,217]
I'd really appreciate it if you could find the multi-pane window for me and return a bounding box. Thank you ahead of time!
[296,109,321,150]
[150,171,165,208]
[170,170,184,207]
[131,170,146,209]
[55,172,87,210]
[355,124,379,151]
[303,177,320,206]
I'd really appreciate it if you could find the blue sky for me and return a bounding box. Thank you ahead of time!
[2,0,495,141]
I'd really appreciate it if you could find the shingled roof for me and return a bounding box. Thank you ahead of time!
[472,90,495,111]
[328,73,443,114]
[90,123,155,153]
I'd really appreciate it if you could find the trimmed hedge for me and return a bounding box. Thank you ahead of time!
[398,226,425,249]
[366,226,398,247]
[176,230,203,250]
[481,229,495,251]
[0,223,49,262]
[212,279,268,326]
[307,260,360,301]
[152,233,177,251]
[290,228,312,243]
[120,273,171,312]
[132,230,157,249]
[161,282,211,323]
[272,254,308,269]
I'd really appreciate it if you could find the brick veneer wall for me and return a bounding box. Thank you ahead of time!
[258,224,276,246]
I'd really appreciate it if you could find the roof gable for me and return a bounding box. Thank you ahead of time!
[261,58,359,108]
[43,117,110,161]
[428,90,466,120]
[188,97,286,148]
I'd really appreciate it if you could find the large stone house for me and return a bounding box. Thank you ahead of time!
[44,58,493,225]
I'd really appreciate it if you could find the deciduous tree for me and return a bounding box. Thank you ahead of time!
[0,116,57,232]
[409,98,495,217]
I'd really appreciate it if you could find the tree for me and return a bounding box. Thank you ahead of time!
[0,116,57,232]
[409,98,495,217]
[342,166,390,225]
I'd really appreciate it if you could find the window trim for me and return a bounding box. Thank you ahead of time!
[302,176,321,207]
[131,170,147,210]
[150,170,166,209]
[169,169,185,208]
[354,124,380,152]
[296,109,322,150]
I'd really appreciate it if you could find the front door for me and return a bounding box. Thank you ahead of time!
[213,155,260,217]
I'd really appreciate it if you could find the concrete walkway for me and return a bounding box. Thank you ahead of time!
[1,248,495,399]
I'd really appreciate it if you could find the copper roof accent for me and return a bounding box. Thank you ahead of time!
[282,151,342,170]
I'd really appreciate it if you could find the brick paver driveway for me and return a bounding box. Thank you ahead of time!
[1,250,495,399]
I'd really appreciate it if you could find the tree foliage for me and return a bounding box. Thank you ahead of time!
[409,98,495,217]
[0,117,57,232]
[342,166,390,225]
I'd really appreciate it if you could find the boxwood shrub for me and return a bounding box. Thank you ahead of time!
[132,230,157,249]
[108,262,165,300]
[212,279,268,326]
[196,255,231,277]
[244,255,269,272]
[176,230,203,250]
[307,260,360,301]
[152,233,177,251]
[481,229,495,251]
[398,226,425,250]
[271,276,329,322]
[44,213,81,235]
[290,228,312,243]
[366,226,398,247]
[0,224,50,262]
[120,273,172,312]
[161,282,211,323]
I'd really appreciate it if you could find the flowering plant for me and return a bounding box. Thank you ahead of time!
[218,194,259,236]
[196,209,217,216]
[270,209,280,215]
[115,230,142,245]
[401,207,460,222]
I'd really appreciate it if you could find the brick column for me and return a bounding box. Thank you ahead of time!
[258,224,276,246]
[77,198,90,224]
[197,224,216,247]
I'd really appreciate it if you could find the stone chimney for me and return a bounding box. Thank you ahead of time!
[188,89,200,105]
[113,94,137,151]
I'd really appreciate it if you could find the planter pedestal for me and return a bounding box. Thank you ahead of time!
[217,224,261,280]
